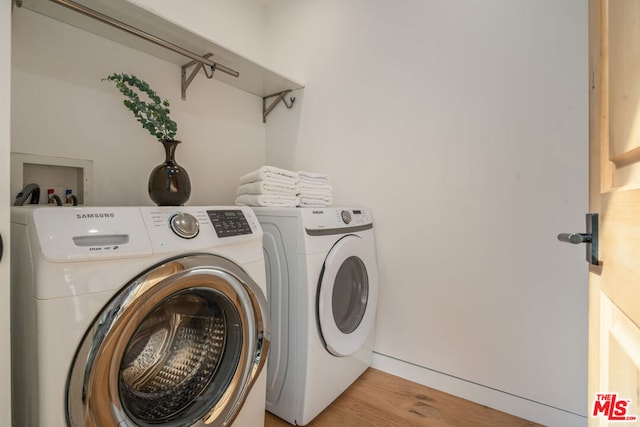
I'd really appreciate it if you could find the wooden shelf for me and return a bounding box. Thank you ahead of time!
[17,0,304,98]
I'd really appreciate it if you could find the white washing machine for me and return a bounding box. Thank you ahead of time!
[253,207,379,426]
[10,206,270,427]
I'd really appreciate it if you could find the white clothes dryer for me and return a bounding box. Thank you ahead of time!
[10,206,270,427]
[254,207,379,426]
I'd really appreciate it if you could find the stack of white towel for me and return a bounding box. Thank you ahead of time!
[235,166,299,207]
[297,171,333,207]
[235,166,333,208]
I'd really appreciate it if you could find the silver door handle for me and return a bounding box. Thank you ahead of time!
[557,233,592,244]
[557,213,599,265]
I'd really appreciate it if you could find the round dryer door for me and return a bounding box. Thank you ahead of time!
[317,235,378,357]
[66,254,270,427]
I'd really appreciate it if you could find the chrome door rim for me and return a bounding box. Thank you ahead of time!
[66,253,270,427]
[317,236,379,357]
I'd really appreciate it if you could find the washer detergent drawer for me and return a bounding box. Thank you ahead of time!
[32,207,152,262]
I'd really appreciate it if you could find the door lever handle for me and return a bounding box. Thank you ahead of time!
[557,233,592,244]
[557,213,599,265]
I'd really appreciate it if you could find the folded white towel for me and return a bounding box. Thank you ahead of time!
[298,178,329,188]
[239,166,298,186]
[237,180,297,196]
[297,169,332,206]
[297,182,333,193]
[235,193,298,208]
[298,170,330,181]
[299,192,332,201]
[297,189,332,198]
[298,194,332,207]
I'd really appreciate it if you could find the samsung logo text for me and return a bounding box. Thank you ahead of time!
[76,213,115,219]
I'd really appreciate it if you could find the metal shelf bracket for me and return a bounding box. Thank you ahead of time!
[181,53,216,100]
[263,90,295,123]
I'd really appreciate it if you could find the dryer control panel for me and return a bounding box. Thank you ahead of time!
[302,207,373,235]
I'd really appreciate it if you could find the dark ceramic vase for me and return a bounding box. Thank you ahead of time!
[148,140,191,206]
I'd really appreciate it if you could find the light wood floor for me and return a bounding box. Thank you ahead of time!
[265,368,544,427]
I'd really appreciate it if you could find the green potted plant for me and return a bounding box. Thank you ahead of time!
[103,73,191,206]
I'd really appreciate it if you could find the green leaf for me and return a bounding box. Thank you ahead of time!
[103,73,178,140]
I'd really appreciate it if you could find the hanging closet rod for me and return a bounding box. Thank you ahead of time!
[42,0,240,78]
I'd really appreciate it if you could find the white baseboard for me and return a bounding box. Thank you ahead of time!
[371,352,587,427]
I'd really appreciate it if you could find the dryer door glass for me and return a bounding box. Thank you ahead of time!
[332,256,368,334]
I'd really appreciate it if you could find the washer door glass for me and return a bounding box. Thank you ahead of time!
[119,289,242,424]
[318,235,378,357]
[66,254,270,427]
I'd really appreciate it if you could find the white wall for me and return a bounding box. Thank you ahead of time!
[264,1,588,426]
[1,0,13,424]
[11,7,266,206]
[10,1,589,426]
[130,0,269,66]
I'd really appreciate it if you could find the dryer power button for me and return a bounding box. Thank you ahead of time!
[341,210,352,224]
[170,213,200,239]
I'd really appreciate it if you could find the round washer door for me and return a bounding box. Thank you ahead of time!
[317,235,378,357]
[66,254,270,427]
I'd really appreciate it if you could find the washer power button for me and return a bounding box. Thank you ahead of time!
[170,213,200,239]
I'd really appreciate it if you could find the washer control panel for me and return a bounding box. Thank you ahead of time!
[28,206,263,262]
[141,206,261,253]
[207,209,253,238]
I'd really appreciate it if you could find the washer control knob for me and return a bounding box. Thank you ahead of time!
[170,212,199,239]
[341,210,352,224]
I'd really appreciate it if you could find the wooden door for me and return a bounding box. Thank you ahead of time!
[589,0,640,425]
